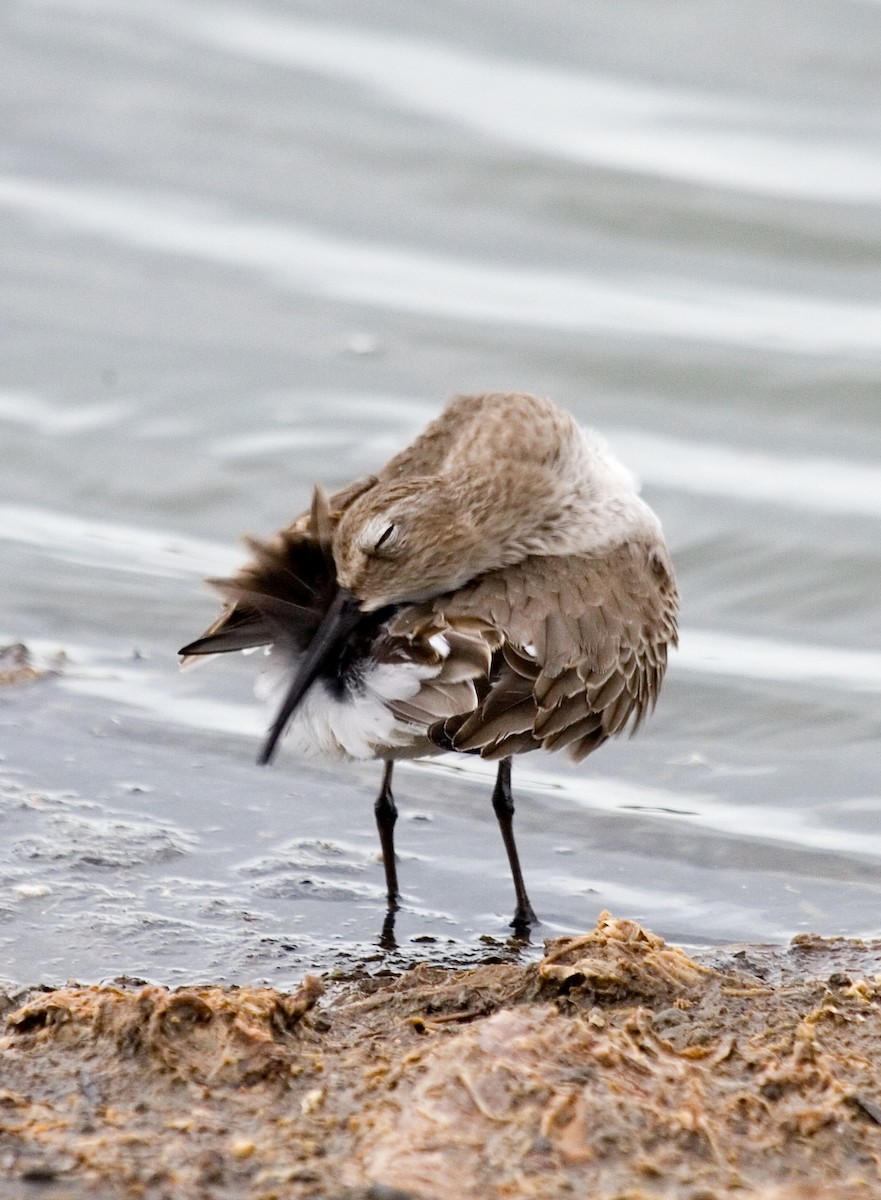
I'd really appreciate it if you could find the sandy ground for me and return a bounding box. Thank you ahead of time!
[1,913,880,1199]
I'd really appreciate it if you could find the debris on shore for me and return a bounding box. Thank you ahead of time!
[0,643,56,688]
[1,912,879,1199]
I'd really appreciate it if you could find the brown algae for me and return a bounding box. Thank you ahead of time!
[0,912,880,1198]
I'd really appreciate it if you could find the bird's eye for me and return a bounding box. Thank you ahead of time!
[373,523,398,554]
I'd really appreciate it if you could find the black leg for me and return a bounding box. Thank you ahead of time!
[374,759,399,909]
[491,757,538,933]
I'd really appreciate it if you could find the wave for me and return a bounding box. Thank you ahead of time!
[180,8,881,205]
[0,503,242,579]
[608,429,881,518]
[1,176,879,355]
[0,391,130,435]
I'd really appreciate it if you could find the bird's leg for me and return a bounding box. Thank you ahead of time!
[375,759,399,910]
[491,757,538,932]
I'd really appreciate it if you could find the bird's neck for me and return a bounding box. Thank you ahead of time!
[448,426,657,568]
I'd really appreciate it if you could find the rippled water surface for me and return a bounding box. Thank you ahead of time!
[1,0,880,986]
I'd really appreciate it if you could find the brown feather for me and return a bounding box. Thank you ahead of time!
[423,539,678,761]
[453,699,538,751]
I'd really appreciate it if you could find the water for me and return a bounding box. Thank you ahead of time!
[1,0,880,987]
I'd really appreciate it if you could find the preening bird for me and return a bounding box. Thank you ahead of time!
[179,393,678,931]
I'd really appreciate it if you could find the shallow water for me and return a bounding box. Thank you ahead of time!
[1,0,880,987]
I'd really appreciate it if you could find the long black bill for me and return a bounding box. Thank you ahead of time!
[258,587,362,766]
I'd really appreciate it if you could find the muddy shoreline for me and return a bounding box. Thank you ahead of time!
[1,913,880,1199]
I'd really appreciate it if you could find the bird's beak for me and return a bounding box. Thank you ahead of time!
[258,587,362,765]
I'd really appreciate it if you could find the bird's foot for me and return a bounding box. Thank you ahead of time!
[509,901,539,940]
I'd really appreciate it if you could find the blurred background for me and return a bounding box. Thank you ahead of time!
[1,0,880,987]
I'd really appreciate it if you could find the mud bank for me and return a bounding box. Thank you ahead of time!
[1,913,880,1199]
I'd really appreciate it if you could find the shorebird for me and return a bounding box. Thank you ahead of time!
[180,393,678,931]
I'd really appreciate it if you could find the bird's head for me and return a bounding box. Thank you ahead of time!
[332,476,484,610]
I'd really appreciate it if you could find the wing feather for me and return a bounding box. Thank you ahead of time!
[418,539,678,761]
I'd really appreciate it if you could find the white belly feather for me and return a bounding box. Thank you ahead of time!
[255,647,440,761]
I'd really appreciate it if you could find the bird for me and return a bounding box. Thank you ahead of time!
[179,392,678,932]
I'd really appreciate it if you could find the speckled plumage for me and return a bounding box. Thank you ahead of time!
[180,392,678,929]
